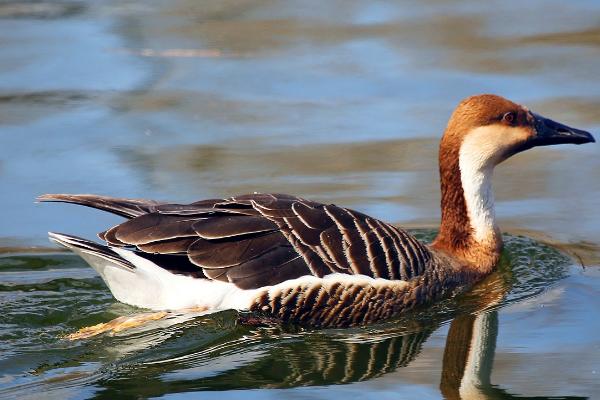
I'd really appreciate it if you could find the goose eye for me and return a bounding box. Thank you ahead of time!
[502,112,515,124]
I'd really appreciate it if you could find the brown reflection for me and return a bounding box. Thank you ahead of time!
[117,135,599,216]
[0,90,94,125]
[165,138,437,175]
[117,0,575,73]
[111,91,278,125]
[521,27,600,47]
[0,1,85,19]
[529,97,600,125]
[115,138,438,203]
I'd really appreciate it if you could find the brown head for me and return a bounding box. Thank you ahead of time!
[432,94,595,273]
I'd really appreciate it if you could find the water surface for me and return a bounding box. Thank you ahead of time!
[1,1,599,399]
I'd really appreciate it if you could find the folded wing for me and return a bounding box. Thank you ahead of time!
[39,193,432,289]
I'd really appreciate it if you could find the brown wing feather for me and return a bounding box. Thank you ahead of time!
[137,237,198,254]
[225,248,307,289]
[193,215,277,239]
[188,232,288,268]
[112,214,199,245]
[43,193,432,289]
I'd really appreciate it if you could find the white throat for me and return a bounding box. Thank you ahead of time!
[458,128,500,244]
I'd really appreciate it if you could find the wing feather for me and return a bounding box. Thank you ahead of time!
[192,215,277,239]
[292,201,331,230]
[113,214,199,245]
[137,237,198,254]
[319,227,351,272]
[283,216,322,246]
[188,232,288,268]
[44,192,432,289]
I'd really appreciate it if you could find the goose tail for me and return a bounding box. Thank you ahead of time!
[48,232,169,308]
[46,232,244,311]
[48,232,134,271]
[38,194,159,218]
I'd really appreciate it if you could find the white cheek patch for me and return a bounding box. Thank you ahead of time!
[458,125,530,243]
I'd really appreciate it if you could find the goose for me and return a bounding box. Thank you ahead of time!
[39,94,594,329]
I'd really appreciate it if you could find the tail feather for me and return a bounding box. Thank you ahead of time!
[47,232,232,311]
[48,232,134,270]
[37,194,160,218]
[48,232,151,307]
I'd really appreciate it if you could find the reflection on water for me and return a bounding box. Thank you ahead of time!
[1,0,599,398]
[0,234,592,399]
[440,312,586,400]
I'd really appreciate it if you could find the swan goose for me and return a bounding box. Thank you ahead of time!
[39,94,595,328]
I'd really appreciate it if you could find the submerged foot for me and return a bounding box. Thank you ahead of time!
[67,311,169,340]
[67,306,209,340]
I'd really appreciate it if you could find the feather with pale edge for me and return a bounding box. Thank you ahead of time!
[38,193,433,289]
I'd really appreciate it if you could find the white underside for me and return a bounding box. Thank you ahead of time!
[75,247,261,311]
[69,245,408,312]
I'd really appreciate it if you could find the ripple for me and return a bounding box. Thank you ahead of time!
[0,233,575,396]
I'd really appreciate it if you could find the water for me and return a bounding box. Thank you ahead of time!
[0,235,592,399]
[0,1,599,399]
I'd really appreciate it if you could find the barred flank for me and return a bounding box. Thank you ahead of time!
[250,278,426,328]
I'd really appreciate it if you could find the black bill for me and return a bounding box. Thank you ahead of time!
[531,112,595,146]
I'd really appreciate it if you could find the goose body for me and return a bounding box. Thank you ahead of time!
[44,194,455,327]
[40,94,594,328]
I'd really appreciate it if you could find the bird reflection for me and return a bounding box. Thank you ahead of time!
[441,312,498,400]
[83,264,583,400]
[439,311,586,400]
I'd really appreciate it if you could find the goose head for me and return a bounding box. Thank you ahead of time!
[442,94,594,169]
[433,94,594,272]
